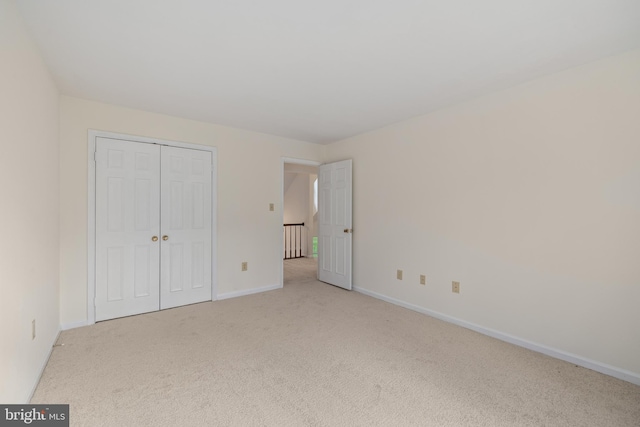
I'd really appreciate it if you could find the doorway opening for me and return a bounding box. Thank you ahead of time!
[282,159,320,286]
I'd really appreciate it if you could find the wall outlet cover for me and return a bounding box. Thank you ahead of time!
[452,281,460,293]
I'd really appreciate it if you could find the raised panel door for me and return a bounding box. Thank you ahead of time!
[95,137,161,321]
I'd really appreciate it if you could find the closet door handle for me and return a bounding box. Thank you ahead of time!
[162,235,169,241]
[151,236,159,242]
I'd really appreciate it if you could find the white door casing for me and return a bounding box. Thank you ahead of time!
[91,132,216,323]
[318,159,353,290]
[95,137,161,321]
[160,146,213,309]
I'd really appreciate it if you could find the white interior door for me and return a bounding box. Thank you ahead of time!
[95,137,161,321]
[318,159,353,290]
[160,146,213,309]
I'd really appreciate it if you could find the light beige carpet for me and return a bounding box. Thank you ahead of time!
[284,256,318,285]
[32,257,640,426]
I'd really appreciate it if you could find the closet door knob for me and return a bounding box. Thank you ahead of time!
[162,235,169,241]
[151,236,159,242]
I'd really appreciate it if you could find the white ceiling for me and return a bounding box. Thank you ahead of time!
[16,0,640,144]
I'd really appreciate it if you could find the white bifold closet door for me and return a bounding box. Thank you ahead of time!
[95,137,212,321]
[160,145,212,309]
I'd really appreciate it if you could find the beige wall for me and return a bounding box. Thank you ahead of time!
[284,172,314,256]
[59,96,324,326]
[284,173,310,224]
[0,0,60,402]
[325,49,640,377]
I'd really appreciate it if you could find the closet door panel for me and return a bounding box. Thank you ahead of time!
[95,138,161,321]
[160,146,212,309]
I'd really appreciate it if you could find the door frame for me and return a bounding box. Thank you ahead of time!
[87,130,218,325]
[280,157,321,287]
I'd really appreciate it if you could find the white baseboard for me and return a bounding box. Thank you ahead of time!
[353,286,640,386]
[61,320,89,331]
[27,328,61,403]
[217,284,282,301]
[62,284,284,328]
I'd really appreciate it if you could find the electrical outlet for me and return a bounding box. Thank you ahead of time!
[241,262,248,271]
[452,281,460,293]
[269,203,274,212]
[32,319,36,340]
[420,275,426,285]
[397,269,403,280]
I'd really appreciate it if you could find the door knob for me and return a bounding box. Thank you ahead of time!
[162,235,169,241]
[151,236,158,242]
[343,229,353,233]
